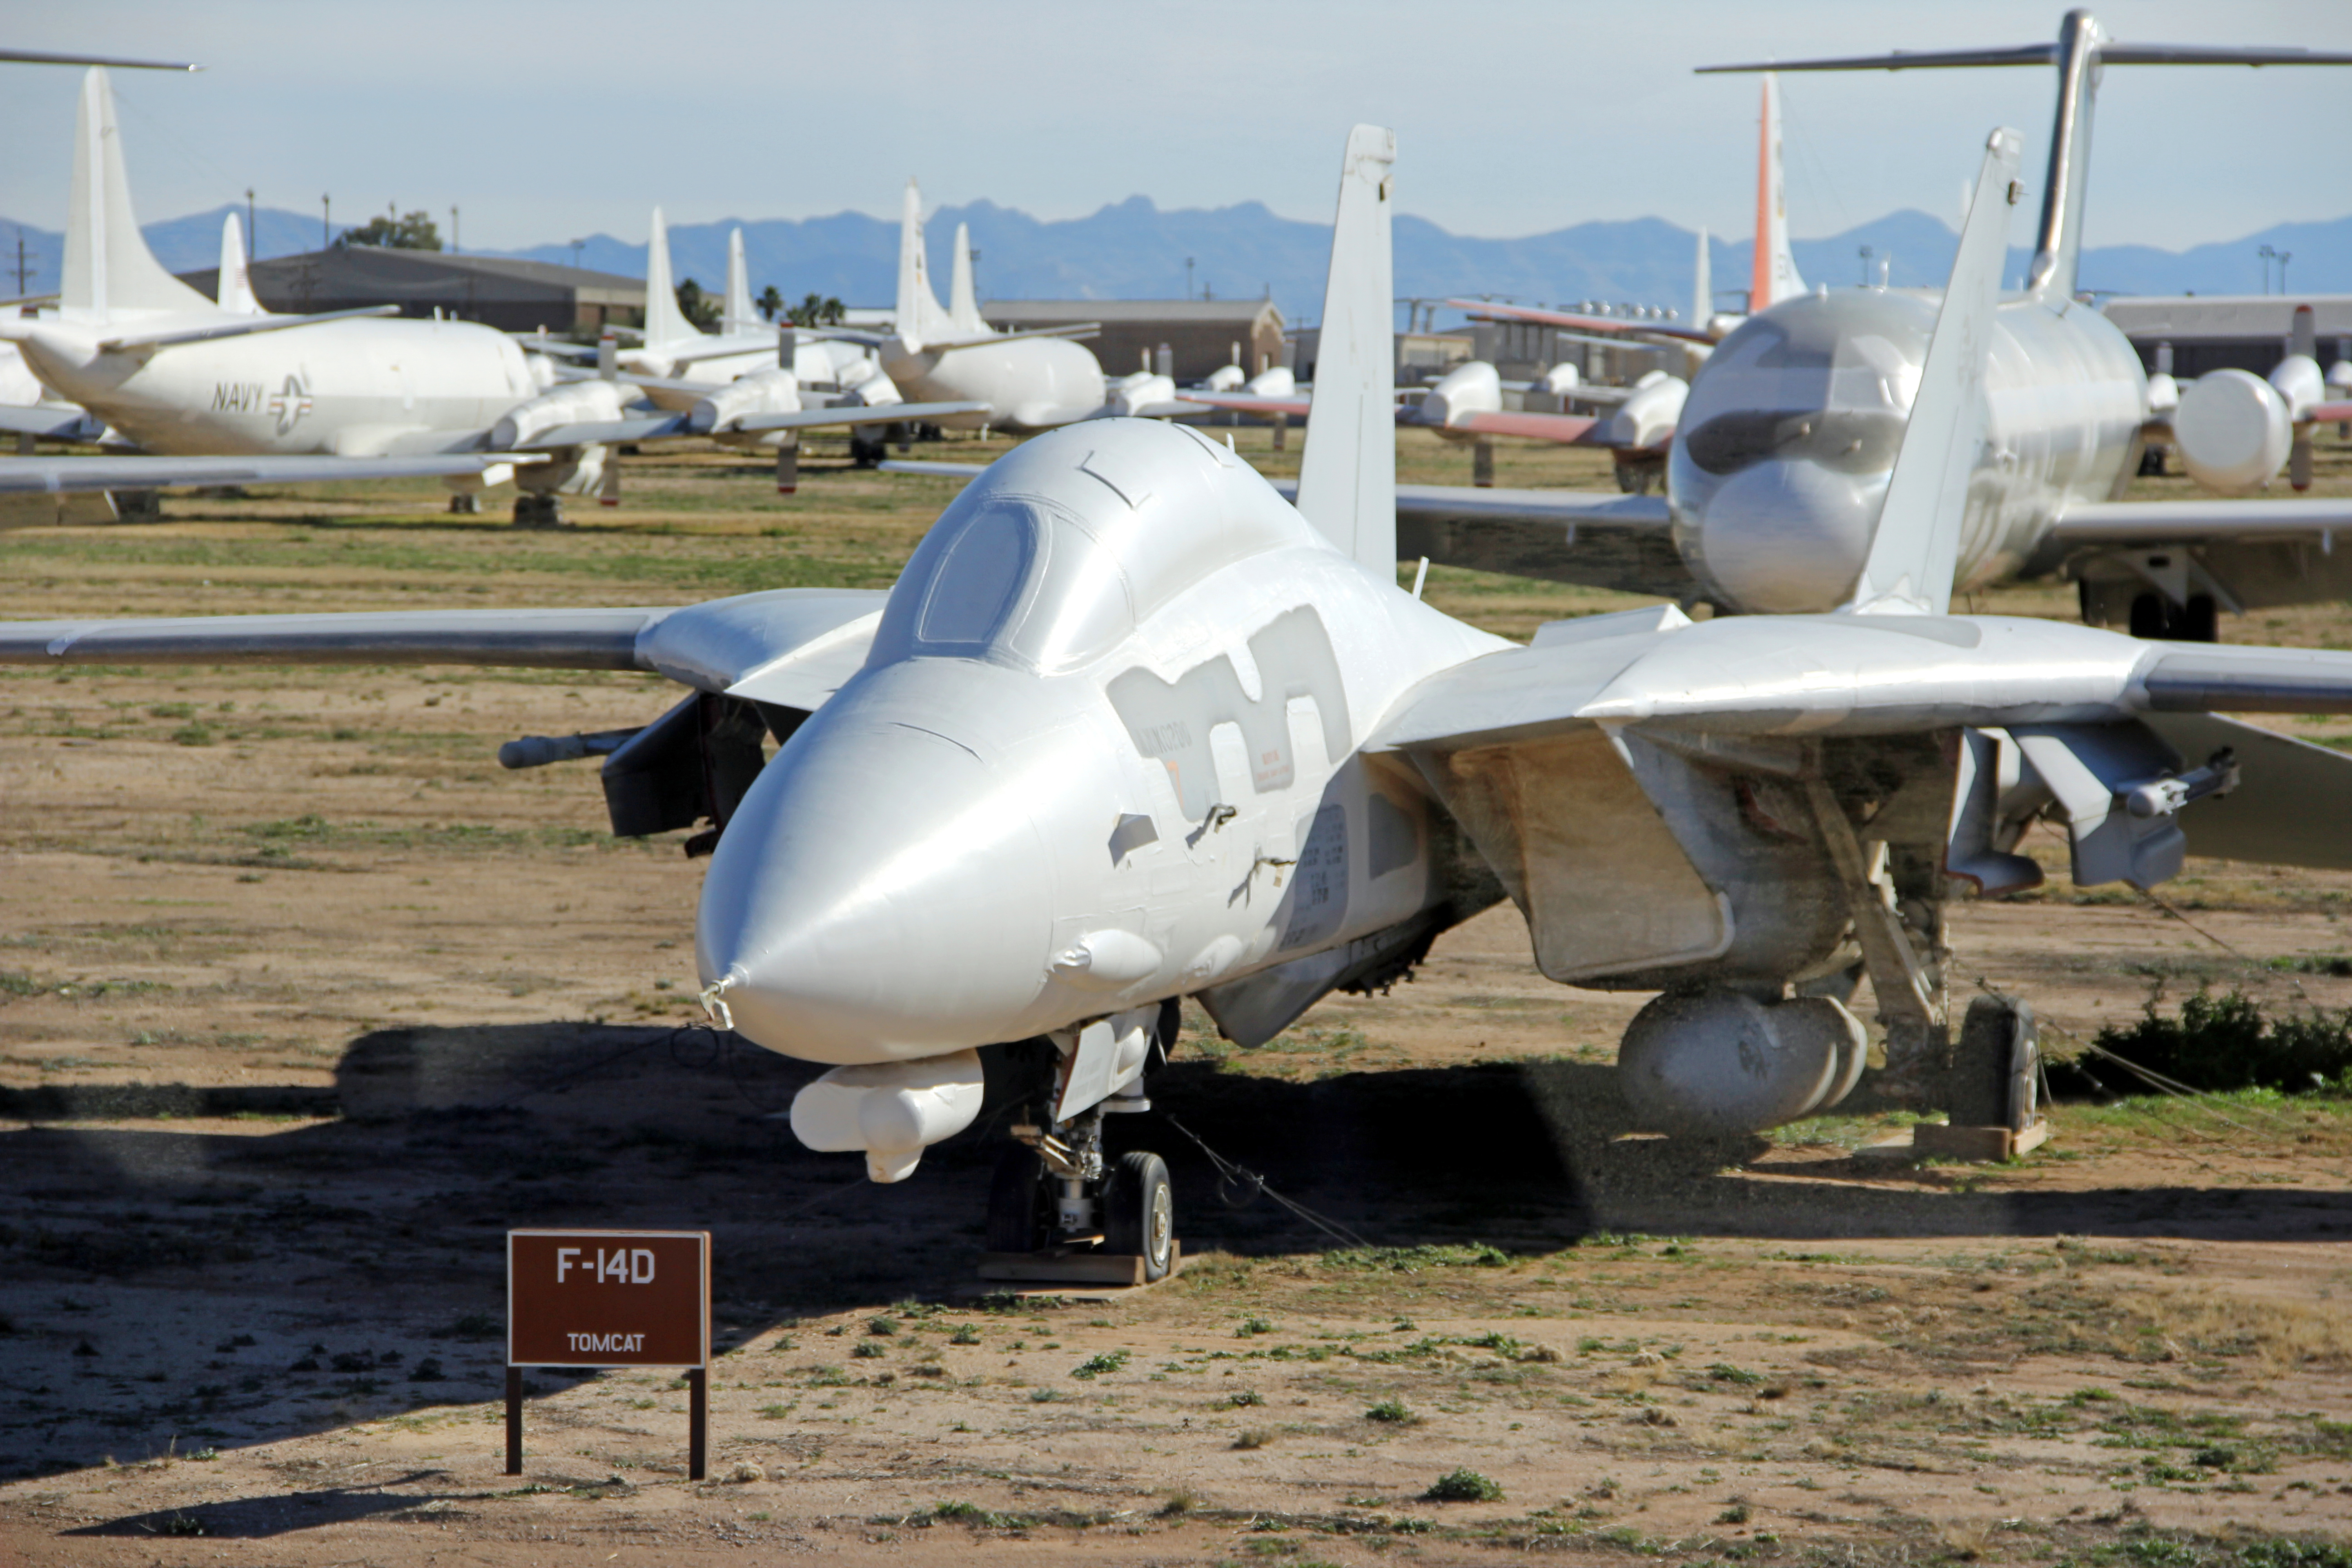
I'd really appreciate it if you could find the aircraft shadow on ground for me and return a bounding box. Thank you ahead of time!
[61,1471,450,1537]
[5,1020,2350,1481]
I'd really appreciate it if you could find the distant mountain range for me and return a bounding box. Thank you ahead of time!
[4,198,2344,328]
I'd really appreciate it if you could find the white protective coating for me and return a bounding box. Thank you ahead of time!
[216,213,262,315]
[1292,124,1398,573]
[1617,990,1858,1137]
[2171,368,2293,495]
[788,1049,984,1182]
[1422,360,1502,428]
[692,416,1502,1066]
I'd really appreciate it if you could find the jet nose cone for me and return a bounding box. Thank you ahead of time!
[1689,459,1882,613]
[696,719,1056,1063]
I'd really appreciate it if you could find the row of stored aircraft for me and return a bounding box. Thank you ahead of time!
[15,88,2352,1272]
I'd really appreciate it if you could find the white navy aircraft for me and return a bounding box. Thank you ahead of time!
[10,122,2352,1283]
[1395,12,2352,636]
[0,71,984,524]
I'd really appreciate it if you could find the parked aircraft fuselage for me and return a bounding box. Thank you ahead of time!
[880,335,1108,433]
[1668,287,2146,612]
[18,315,540,457]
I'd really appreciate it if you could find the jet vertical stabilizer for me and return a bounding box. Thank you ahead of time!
[1704,12,2352,304]
[722,228,755,332]
[642,207,691,348]
[1844,127,2023,616]
[893,180,960,353]
[1750,75,1804,310]
[217,212,261,315]
[62,68,214,318]
[947,221,986,336]
[1295,123,1398,573]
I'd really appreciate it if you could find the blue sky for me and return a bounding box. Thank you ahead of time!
[5,0,2347,252]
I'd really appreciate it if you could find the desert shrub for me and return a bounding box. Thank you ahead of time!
[2092,988,2352,1094]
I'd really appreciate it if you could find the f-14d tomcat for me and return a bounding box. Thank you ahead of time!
[11,122,2352,1283]
[1411,10,2352,640]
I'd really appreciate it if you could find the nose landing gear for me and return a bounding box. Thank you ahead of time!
[985,1023,1179,1284]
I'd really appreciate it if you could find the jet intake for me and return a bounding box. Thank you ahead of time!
[789,1049,985,1182]
[1617,989,1865,1137]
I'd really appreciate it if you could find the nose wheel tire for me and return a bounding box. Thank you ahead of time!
[1102,1151,1175,1282]
[985,1144,1054,1254]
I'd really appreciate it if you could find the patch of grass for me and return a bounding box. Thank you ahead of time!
[1233,1427,1274,1450]
[1071,1350,1127,1380]
[1229,1389,1264,1407]
[1424,1468,1504,1502]
[1365,1398,1417,1424]
[1235,1315,1275,1337]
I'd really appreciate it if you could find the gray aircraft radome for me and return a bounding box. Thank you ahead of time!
[11,118,2352,1283]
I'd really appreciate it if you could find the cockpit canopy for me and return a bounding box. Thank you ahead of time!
[869,421,1316,675]
[1676,290,1933,480]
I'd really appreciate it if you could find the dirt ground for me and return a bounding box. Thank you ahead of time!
[2,430,2351,1565]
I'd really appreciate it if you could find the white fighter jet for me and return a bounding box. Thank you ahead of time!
[12,122,2352,1283]
[1390,11,2352,634]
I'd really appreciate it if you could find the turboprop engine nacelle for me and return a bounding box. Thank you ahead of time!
[788,1049,984,1182]
[1423,360,1502,427]
[1105,371,1176,417]
[690,367,800,434]
[1617,989,1866,1137]
[1244,366,1295,398]
[490,379,634,451]
[1603,371,1687,450]
[2172,368,2291,495]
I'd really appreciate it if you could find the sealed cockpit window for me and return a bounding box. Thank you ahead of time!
[1677,294,1929,478]
[998,515,1136,672]
[916,505,1035,649]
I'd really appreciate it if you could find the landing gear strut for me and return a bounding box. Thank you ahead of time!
[987,1015,1177,1282]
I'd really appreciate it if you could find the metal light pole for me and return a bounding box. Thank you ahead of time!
[245,187,255,260]
[1859,244,1873,286]
[451,205,459,255]
[570,239,584,271]
[1185,256,1195,299]
[2278,250,2292,296]
[2259,244,2277,294]
[322,194,330,250]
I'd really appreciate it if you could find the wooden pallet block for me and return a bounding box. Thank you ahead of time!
[1911,1118,2049,1162]
[973,1241,1185,1291]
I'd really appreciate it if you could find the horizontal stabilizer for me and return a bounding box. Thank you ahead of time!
[1700,43,2352,72]
[1,48,198,69]
[2136,644,2352,715]
[2053,496,2352,543]
[1448,299,1716,346]
[0,404,107,441]
[733,399,989,433]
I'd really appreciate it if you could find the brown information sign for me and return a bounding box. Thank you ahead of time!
[507,1230,709,1369]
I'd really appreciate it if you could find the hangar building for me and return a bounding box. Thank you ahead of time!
[2101,294,2352,378]
[176,247,647,334]
[980,299,1283,382]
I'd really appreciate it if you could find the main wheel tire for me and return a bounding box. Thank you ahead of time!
[985,1145,1054,1254]
[1102,1151,1175,1282]
[2128,593,2165,639]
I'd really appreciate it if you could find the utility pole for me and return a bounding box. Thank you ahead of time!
[2278,250,2292,296]
[451,204,460,255]
[12,230,31,294]
[570,238,584,271]
[245,187,255,261]
[2259,244,2277,294]
[322,194,331,251]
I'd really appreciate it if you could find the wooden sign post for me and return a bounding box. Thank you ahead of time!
[506,1230,710,1479]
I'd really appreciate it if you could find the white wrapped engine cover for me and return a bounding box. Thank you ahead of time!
[1617,990,1859,1137]
[789,1048,984,1183]
[2173,368,2290,494]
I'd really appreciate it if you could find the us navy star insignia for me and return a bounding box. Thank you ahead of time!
[267,374,312,435]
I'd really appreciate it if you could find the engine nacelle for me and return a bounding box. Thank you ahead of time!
[490,378,633,451]
[1105,371,1176,417]
[2173,367,2291,494]
[2270,353,2325,421]
[1617,989,1865,1137]
[1422,359,1502,427]
[1540,361,1582,395]
[1603,372,1687,451]
[1244,366,1295,398]
[841,366,903,408]
[1205,363,1246,392]
[690,367,800,434]
[2144,370,2179,418]
[789,1048,984,1183]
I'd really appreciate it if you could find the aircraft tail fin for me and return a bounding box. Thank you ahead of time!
[946,221,988,336]
[1749,74,1804,310]
[893,179,958,352]
[1294,123,1397,573]
[1844,126,2024,617]
[61,68,215,318]
[217,211,262,314]
[723,227,755,332]
[642,206,694,347]
[1692,225,1711,328]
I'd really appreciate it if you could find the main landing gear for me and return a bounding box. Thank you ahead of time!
[986,1017,1177,1283]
